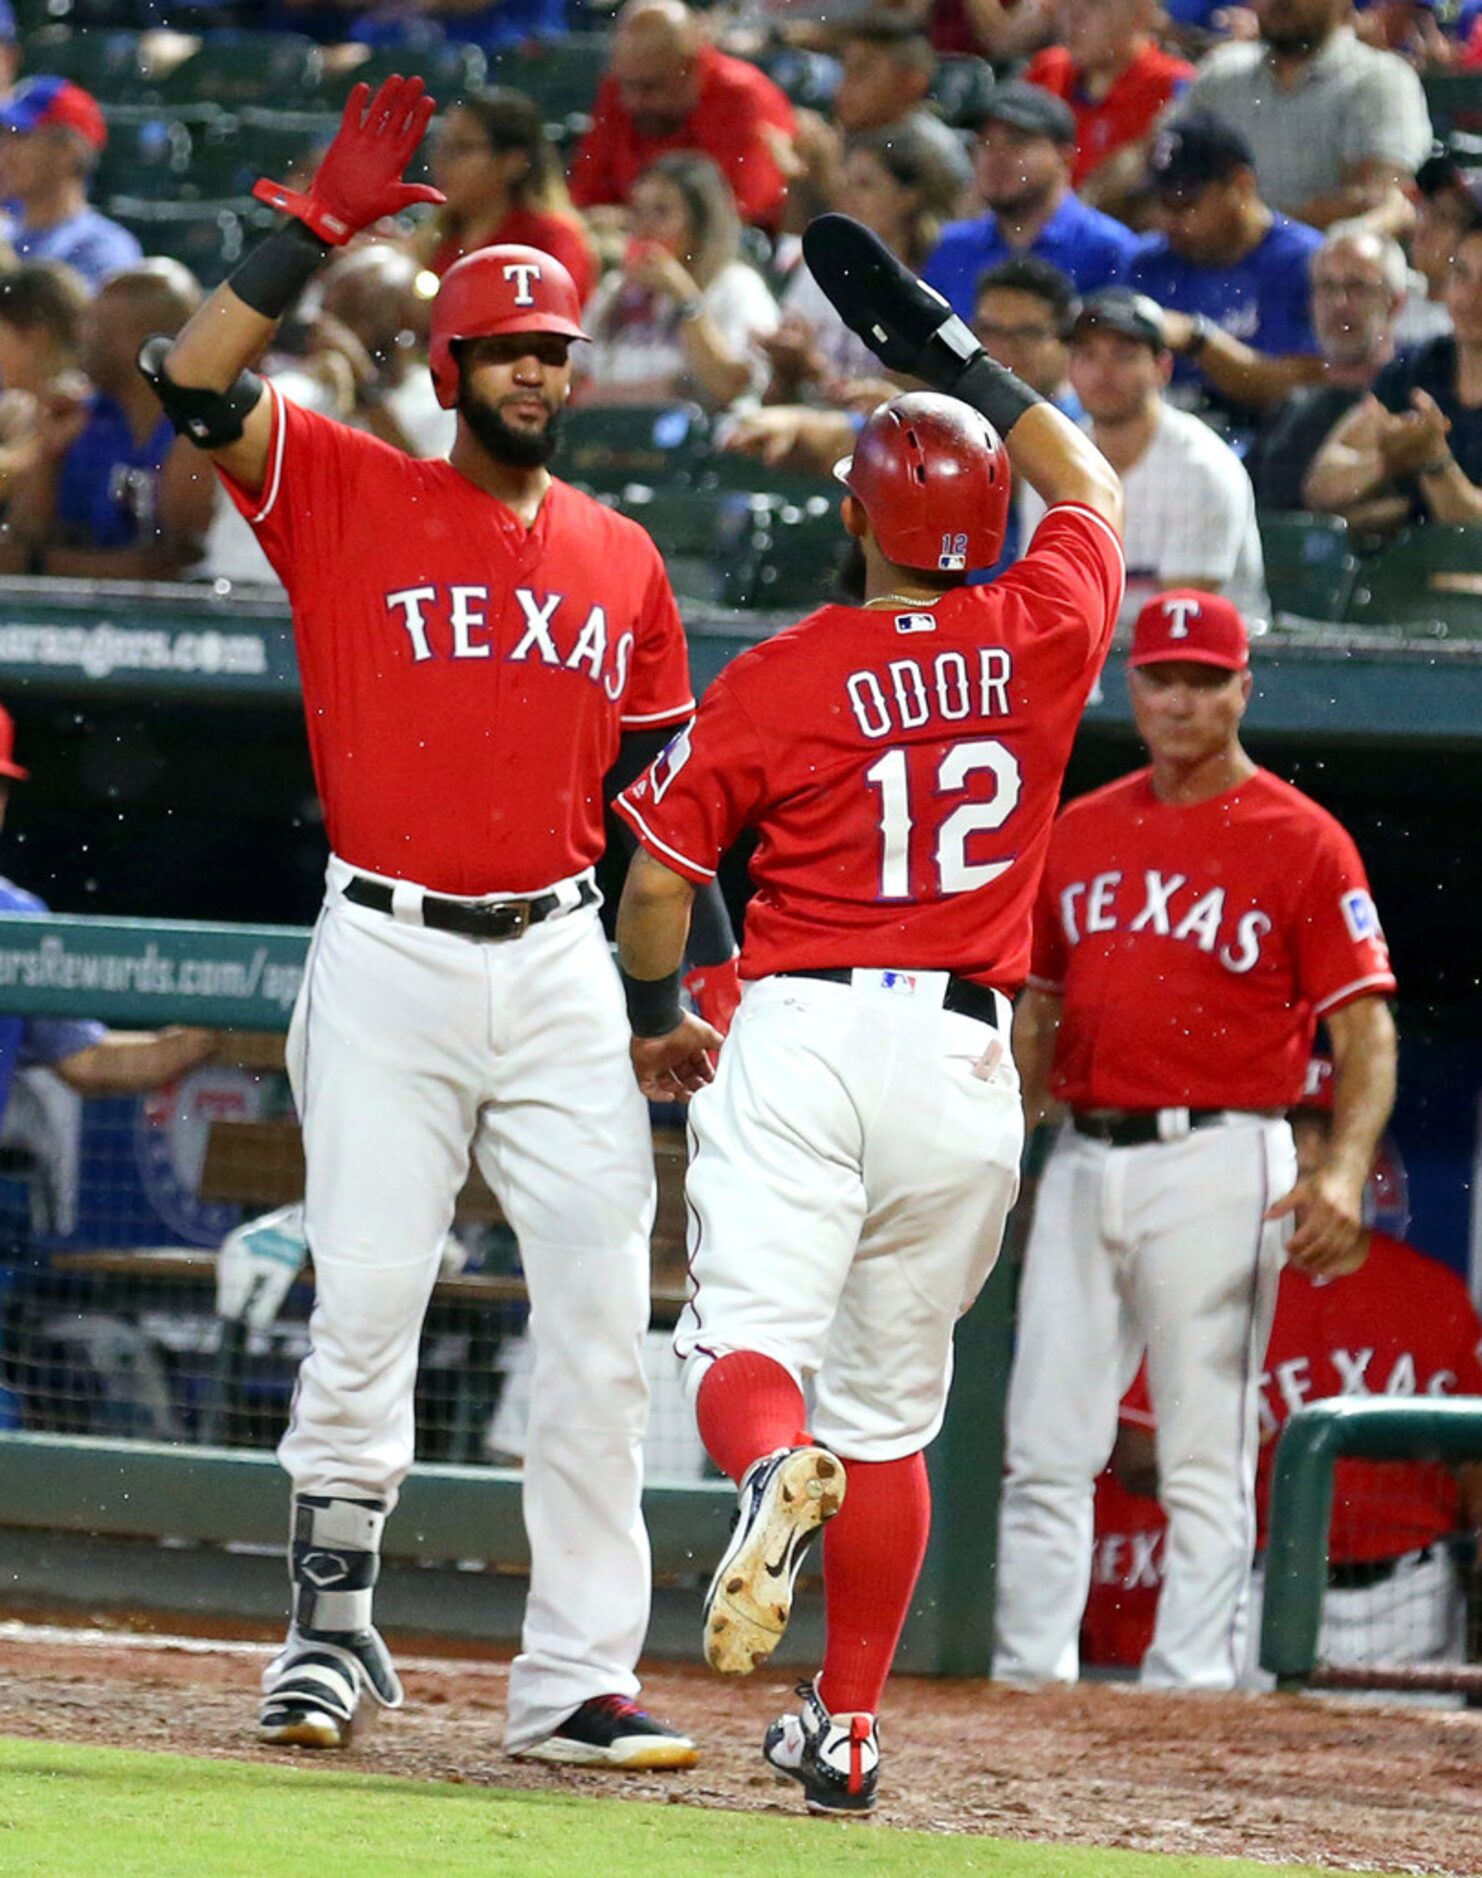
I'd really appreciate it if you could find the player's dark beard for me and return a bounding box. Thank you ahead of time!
[458,390,563,469]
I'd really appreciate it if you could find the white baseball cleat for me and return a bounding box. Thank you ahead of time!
[704,1445,846,1676]
[258,1624,403,1750]
[764,1680,880,1815]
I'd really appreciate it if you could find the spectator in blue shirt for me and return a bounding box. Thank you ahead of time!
[0,700,217,1127]
[1127,112,1324,421]
[922,81,1140,313]
[0,79,142,293]
[3,261,215,580]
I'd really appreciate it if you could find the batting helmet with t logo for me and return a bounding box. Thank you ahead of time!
[428,244,590,409]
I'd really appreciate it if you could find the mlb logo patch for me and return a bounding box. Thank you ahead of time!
[880,971,918,995]
[1340,889,1383,943]
[895,612,937,635]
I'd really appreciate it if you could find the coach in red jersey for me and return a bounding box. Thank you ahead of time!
[995,588,1398,1694]
[142,76,741,1771]
[610,211,1124,1814]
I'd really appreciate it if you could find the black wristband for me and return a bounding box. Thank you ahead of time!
[620,966,684,1038]
[950,352,1047,439]
[230,219,332,321]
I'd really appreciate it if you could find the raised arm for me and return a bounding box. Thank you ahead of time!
[800,213,1122,533]
[143,76,442,496]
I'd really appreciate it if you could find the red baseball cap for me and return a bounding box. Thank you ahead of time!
[0,77,108,153]
[1129,589,1249,672]
[0,704,29,782]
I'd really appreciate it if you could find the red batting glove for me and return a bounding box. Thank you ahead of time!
[253,74,445,246]
[684,956,742,1037]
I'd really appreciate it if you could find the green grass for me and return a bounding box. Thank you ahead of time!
[0,1737,1397,1878]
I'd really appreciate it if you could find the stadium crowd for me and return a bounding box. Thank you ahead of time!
[0,0,1473,604]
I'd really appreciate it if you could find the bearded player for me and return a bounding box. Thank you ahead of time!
[610,214,1124,1814]
[996,589,1398,1692]
[140,76,744,1768]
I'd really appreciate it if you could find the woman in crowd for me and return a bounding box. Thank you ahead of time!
[576,151,778,413]
[764,123,965,404]
[421,88,595,303]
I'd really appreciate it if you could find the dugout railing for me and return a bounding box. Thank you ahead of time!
[1260,1398,1482,1697]
[0,910,1013,1675]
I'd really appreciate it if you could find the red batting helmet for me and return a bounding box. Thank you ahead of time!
[837,392,1011,574]
[428,244,590,409]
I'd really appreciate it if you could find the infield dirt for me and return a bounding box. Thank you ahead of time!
[0,1619,1476,1875]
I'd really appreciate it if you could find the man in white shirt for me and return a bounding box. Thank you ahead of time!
[1021,287,1269,624]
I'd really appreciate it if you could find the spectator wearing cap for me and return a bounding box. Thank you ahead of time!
[0,261,214,579]
[1127,113,1324,421]
[1176,0,1431,238]
[1403,145,1480,347]
[1304,217,1482,530]
[1244,224,1407,513]
[922,80,1140,314]
[0,78,141,293]
[567,0,797,235]
[1022,0,1194,219]
[1020,287,1268,622]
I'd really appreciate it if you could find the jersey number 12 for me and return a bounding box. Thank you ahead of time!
[864,739,1022,898]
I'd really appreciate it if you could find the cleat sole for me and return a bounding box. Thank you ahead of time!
[705,1450,845,1677]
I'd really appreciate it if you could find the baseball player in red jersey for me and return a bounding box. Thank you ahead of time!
[1081,1368,1165,1670]
[995,587,1399,1692]
[139,76,740,1767]
[607,212,1125,1813]
[1246,1067,1482,1684]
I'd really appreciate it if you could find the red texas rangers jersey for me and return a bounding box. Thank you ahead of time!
[1256,1233,1482,1563]
[219,385,694,895]
[1029,768,1396,1110]
[1082,1370,1165,1669]
[615,504,1123,988]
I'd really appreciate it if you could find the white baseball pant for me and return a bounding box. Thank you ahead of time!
[675,971,1023,1461]
[280,855,655,1751]
[995,1113,1294,1689]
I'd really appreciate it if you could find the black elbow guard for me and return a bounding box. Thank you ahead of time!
[137,335,264,449]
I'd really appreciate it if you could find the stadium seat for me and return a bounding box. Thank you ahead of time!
[21,27,155,103]
[105,195,276,289]
[491,36,612,124]
[153,33,324,109]
[319,41,488,111]
[1258,511,1359,623]
[717,492,848,611]
[1421,71,1482,139]
[558,402,712,490]
[928,56,1000,131]
[94,112,195,202]
[1343,525,1482,634]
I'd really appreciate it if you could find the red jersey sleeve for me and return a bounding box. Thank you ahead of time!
[1290,814,1397,1016]
[621,539,695,730]
[613,671,766,883]
[994,502,1125,676]
[1026,842,1070,993]
[214,382,372,581]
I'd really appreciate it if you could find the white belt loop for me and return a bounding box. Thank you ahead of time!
[389,880,424,925]
[1157,1107,1191,1142]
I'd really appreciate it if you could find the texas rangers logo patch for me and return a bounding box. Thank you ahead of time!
[1340,888,1383,943]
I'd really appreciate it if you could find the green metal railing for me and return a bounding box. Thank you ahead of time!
[1260,1397,1482,1686]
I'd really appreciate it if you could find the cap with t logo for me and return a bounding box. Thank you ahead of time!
[1129,589,1248,671]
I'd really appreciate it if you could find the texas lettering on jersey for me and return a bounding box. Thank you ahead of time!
[384,583,635,701]
[1057,866,1281,976]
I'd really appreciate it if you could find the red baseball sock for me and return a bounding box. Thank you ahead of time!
[695,1351,809,1485]
[818,1451,931,1718]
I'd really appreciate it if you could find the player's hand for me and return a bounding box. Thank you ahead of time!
[1266,1165,1369,1276]
[253,74,445,246]
[801,212,980,388]
[721,405,854,473]
[630,1013,724,1102]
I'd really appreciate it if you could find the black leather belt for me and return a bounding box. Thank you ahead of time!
[1328,1546,1433,1591]
[343,873,596,941]
[782,967,1000,1028]
[1072,1108,1230,1147]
